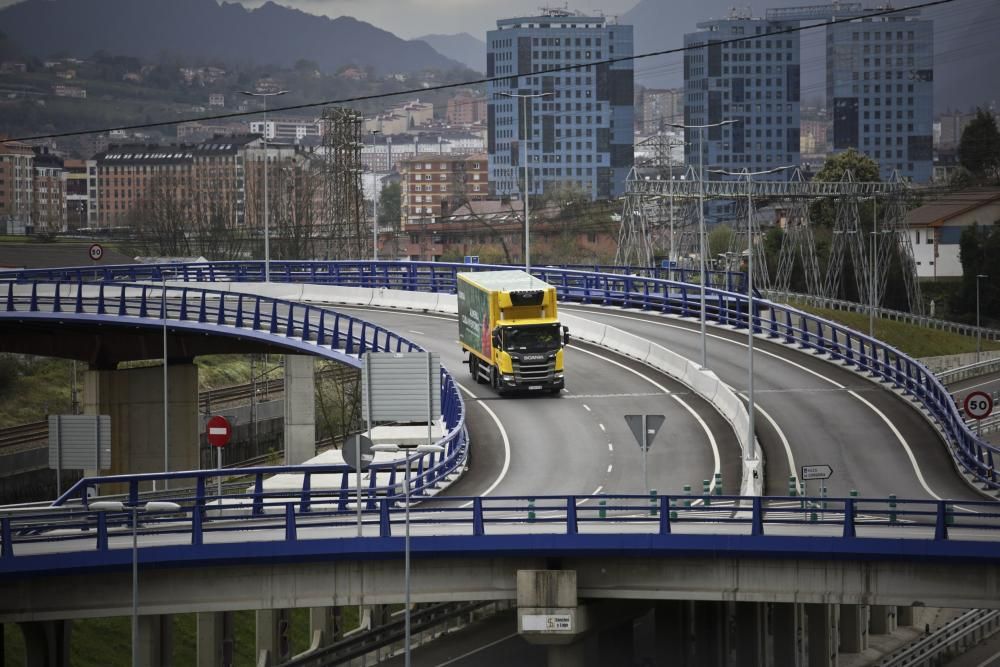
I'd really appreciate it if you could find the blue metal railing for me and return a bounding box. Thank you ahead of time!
[0,280,469,506]
[3,493,999,575]
[0,260,994,490]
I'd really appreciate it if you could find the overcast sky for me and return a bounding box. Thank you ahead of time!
[235,0,638,39]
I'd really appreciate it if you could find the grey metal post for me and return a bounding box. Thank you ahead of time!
[372,130,380,261]
[668,153,675,269]
[697,126,707,368]
[361,354,371,537]
[132,503,139,667]
[404,453,412,667]
[977,274,988,363]
[870,200,878,338]
[427,352,433,448]
[162,273,168,490]
[217,446,223,501]
[746,175,755,461]
[642,414,648,492]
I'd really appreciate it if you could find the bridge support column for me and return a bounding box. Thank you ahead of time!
[136,614,173,667]
[597,618,633,666]
[897,606,914,627]
[17,619,71,667]
[545,641,589,667]
[806,604,838,667]
[283,355,315,464]
[649,601,689,665]
[869,605,896,635]
[691,601,724,667]
[197,611,234,667]
[308,607,337,648]
[772,603,805,667]
[839,604,868,653]
[517,570,591,653]
[83,364,199,487]
[735,602,767,667]
[256,609,292,667]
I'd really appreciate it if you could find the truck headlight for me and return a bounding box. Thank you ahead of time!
[554,372,564,379]
[502,375,514,381]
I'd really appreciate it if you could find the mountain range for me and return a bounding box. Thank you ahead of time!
[414,33,486,74]
[0,0,468,74]
[622,0,1000,112]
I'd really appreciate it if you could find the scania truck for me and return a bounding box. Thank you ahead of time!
[457,270,569,394]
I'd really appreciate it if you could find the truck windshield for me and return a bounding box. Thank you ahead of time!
[503,324,561,352]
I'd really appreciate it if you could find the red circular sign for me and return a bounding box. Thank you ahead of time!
[206,415,232,447]
[963,391,994,420]
[88,243,104,261]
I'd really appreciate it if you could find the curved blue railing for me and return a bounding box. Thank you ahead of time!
[0,280,468,504]
[0,260,993,490]
[3,492,999,576]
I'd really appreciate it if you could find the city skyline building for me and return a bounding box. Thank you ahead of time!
[486,8,634,201]
[682,10,802,180]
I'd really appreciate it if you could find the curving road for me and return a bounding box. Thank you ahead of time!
[559,304,985,502]
[336,306,743,500]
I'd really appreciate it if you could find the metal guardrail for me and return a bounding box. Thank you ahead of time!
[764,289,1000,342]
[879,608,1000,666]
[939,358,1000,386]
[279,601,495,667]
[0,280,468,511]
[3,494,998,574]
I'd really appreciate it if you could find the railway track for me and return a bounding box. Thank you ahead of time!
[0,365,358,455]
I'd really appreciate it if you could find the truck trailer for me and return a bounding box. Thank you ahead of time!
[457,270,569,395]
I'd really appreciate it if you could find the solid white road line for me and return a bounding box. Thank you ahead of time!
[739,392,797,486]
[435,632,520,666]
[568,308,942,500]
[456,382,510,507]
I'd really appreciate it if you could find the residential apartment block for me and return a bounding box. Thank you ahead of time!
[683,11,801,177]
[486,9,634,201]
[399,153,489,227]
[641,88,683,133]
[249,119,320,144]
[0,139,34,234]
[446,92,487,126]
[32,147,64,233]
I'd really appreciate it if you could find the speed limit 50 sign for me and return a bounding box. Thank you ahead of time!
[963,391,994,420]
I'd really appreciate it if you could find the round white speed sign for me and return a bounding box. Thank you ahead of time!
[964,391,994,420]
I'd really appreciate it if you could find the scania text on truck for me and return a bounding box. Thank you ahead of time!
[457,270,569,394]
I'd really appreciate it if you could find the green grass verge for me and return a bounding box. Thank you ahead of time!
[5,607,361,666]
[793,305,1000,358]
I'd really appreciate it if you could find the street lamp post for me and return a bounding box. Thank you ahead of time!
[160,269,173,490]
[371,130,381,261]
[977,274,989,362]
[498,91,553,271]
[666,120,740,369]
[370,442,445,667]
[91,500,181,667]
[711,166,791,462]
[240,89,289,282]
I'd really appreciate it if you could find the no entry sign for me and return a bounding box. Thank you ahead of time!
[206,415,232,447]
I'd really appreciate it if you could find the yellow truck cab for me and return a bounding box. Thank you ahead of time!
[457,270,569,395]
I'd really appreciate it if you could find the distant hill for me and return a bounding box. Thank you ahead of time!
[414,33,486,73]
[622,0,1000,113]
[0,0,467,74]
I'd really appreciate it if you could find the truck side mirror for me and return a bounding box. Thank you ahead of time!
[492,330,501,348]
[562,326,570,346]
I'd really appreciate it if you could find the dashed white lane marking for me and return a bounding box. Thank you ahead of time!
[593,485,604,495]
[599,423,606,432]
[408,330,425,335]
[607,464,613,474]
[608,443,614,452]
[583,404,591,411]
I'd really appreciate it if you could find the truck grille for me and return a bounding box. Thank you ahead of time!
[512,358,555,384]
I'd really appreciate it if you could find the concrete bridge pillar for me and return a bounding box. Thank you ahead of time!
[283,355,315,464]
[136,614,173,667]
[806,604,838,667]
[839,604,868,653]
[691,601,724,666]
[309,606,338,649]
[735,602,767,667]
[897,606,914,627]
[597,618,634,665]
[256,609,292,667]
[197,611,234,667]
[83,364,199,488]
[772,603,805,667]
[869,605,897,635]
[545,641,589,667]
[650,601,689,665]
[17,619,71,667]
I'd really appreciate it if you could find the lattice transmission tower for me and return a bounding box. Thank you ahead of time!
[319,108,367,260]
[774,169,823,296]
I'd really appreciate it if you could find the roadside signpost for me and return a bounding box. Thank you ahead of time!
[344,433,375,535]
[625,414,665,492]
[964,390,994,436]
[800,464,833,505]
[206,415,231,499]
[88,243,103,262]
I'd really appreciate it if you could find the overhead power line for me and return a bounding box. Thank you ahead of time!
[2,0,956,144]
